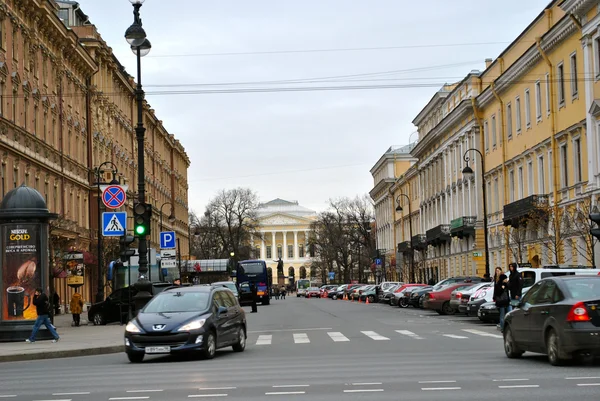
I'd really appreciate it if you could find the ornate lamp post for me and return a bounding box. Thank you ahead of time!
[395,192,414,283]
[159,202,176,233]
[94,162,119,303]
[462,148,490,278]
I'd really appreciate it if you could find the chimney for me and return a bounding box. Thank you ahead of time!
[485,58,493,69]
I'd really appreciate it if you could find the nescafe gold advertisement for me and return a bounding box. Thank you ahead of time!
[1,224,41,321]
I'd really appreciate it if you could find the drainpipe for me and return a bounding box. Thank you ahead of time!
[536,36,561,264]
[388,185,396,282]
[471,96,487,269]
[490,82,509,265]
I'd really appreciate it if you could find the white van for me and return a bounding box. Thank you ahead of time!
[514,267,599,291]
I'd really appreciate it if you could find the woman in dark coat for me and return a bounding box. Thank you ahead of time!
[507,263,523,302]
[493,267,510,333]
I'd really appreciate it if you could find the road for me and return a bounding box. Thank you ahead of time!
[0,295,599,401]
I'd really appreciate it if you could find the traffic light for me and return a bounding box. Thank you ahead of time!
[133,202,152,236]
[590,212,600,240]
[119,234,136,262]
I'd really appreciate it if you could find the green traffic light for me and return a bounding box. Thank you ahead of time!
[135,225,147,235]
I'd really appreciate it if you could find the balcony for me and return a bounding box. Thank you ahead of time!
[503,194,549,228]
[450,216,476,239]
[426,224,451,246]
[397,241,411,253]
[411,234,427,250]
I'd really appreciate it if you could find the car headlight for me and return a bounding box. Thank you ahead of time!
[125,321,141,333]
[178,318,206,332]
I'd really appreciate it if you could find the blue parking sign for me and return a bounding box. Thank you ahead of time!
[160,231,176,249]
[375,258,382,266]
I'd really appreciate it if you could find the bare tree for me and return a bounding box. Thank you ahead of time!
[570,197,596,266]
[532,205,569,266]
[507,219,527,264]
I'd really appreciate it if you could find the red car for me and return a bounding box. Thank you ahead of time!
[423,282,477,315]
[305,287,321,298]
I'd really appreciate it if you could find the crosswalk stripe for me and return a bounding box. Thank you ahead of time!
[293,333,310,344]
[396,330,424,339]
[256,335,272,345]
[361,331,390,341]
[443,334,468,339]
[328,332,350,342]
[462,329,503,339]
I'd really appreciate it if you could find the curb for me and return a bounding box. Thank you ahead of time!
[0,345,124,363]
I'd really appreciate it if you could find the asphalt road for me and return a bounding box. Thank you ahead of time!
[1,295,599,401]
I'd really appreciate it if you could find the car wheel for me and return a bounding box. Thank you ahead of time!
[368,295,375,303]
[332,294,337,300]
[504,326,524,359]
[127,352,144,363]
[92,313,105,326]
[399,298,409,308]
[547,329,566,366]
[232,327,246,352]
[442,302,455,315]
[203,331,216,360]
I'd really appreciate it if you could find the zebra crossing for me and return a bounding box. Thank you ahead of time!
[251,328,502,346]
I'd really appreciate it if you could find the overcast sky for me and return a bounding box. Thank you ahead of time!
[77,0,549,214]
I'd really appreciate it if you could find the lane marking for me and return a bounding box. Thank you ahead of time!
[265,391,305,395]
[0,397,17,399]
[33,400,71,401]
[462,329,503,339]
[443,334,468,339]
[188,395,228,398]
[198,387,236,390]
[419,380,457,384]
[421,387,461,391]
[272,385,310,388]
[396,330,424,339]
[566,377,600,380]
[249,327,332,333]
[126,390,163,393]
[352,382,382,386]
[361,330,390,341]
[328,332,350,342]
[293,333,310,344]
[108,398,150,400]
[52,393,91,396]
[343,389,384,393]
[577,383,600,387]
[493,379,530,382]
[256,335,272,345]
[498,385,540,389]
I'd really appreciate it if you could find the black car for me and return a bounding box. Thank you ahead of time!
[212,281,239,298]
[124,285,247,363]
[409,286,433,308]
[504,276,600,366]
[237,282,256,306]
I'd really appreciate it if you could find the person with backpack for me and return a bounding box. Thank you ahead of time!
[26,288,60,343]
[493,267,510,333]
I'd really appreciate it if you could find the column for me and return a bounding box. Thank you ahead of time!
[293,231,299,261]
[282,231,288,260]
[583,36,598,187]
[304,230,310,258]
[271,231,276,260]
[261,233,266,260]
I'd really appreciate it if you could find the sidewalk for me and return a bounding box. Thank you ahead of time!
[0,313,125,362]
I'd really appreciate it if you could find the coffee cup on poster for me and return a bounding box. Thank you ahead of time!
[6,286,31,317]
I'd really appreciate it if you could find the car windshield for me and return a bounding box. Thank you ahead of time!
[308,287,319,291]
[143,292,210,313]
[218,283,237,292]
[239,262,264,274]
[564,279,600,299]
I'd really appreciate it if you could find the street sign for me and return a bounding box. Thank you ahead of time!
[328,271,335,280]
[161,259,176,268]
[102,212,127,236]
[102,185,127,209]
[160,231,176,249]
[473,251,483,257]
[160,249,176,258]
[375,258,382,266]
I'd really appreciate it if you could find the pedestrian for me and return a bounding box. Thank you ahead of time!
[26,288,60,343]
[173,278,181,287]
[507,263,523,305]
[53,291,60,315]
[482,273,492,282]
[70,290,83,327]
[493,267,510,333]
[281,286,286,300]
[274,286,279,300]
[250,283,258,313]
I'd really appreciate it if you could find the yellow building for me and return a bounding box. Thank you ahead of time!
[256,199,316,285]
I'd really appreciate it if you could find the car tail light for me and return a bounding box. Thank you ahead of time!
[567,302,591,322]
[456,292,462,299]
[428,293,435,300]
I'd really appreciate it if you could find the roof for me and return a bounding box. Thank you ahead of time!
[257,198,316,217]
[163,286,213,293]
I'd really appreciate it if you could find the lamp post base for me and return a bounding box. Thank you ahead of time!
[133,279,153,314]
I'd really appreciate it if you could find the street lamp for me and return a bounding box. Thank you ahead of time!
[159,202,176,233]
[94,162,119,303]
[396,192,414,283]
[126,0,152,310]
[462,148,490,278]
[229,251,235,274]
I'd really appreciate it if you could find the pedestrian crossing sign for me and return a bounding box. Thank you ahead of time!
[102,212,127,237]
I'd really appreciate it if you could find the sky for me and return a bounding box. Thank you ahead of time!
[76,0,550,215]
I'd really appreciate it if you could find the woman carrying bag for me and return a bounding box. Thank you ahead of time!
[493,267,510,333]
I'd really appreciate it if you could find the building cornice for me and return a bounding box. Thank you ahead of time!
[369,178,394,201]
[560,0,597,17]
[412,91,450,126]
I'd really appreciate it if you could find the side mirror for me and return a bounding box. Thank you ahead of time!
[217,305,228,316]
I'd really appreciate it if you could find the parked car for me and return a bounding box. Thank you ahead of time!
[380,284,401,304]
[466,283,494,317]
[503,276,600,366]
[350,285,374,301]
[450,282,489,314]
[329,285,348,299]
[390,284,428,307]
[124,285,246,363]
[306,287,321,298]
[408,286,433,308]
[477,301,500,323]
[212,281,238,298]
[423,283,477,315]
[397,284,429,308]
[320,285,338,298]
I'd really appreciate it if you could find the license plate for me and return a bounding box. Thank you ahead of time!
[145,346,170,354]
[467,306,470,311]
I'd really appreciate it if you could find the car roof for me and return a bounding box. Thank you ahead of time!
[548,276,600,281]
[163,285,216,293]
[212,281,235,285]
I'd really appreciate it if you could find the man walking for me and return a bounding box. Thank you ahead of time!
[250,283,258,313]
[26,288,60,343]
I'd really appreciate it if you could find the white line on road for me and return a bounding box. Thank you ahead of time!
[265,391,306,395]
[498,385,540,389]
[188,395,228,398]
[351,382,382,386]
[256,335,272,345]
[0,397,16,399]
[198,387,236,390]
[419,380,457,384]
[272,385,310,388]
[343,389,384,393]
[126,390,163,393]
[52,393,91,396]
[361,331,390,340]
[328,331,350,342]
[293,333,310,344]
[462,329,503,339]
[577,383,600,387]
[493,379,530,382]
[108,397,150,400]
[249,327,332,333]
[443,334,469,339]
[396,330,424,339]
[566,377,600,380]
[421,387,461,391]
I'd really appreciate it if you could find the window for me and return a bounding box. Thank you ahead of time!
[560,144,568,188]
[299,244,304,258]
[574,138,582,183]
[484,120,489,151]
[557,63,565,106]
[277,245,282,259]
[518,166,524,199]
[12,167,17,189]
[33,104,38,136]
[515,97,521,133]
[548,150,553,190]
[11,30,16,60]
[0,19,3,50]
[535,81,542,121]
[524,89,531,128]
[491,114,497,148]
[43,111,47,141]
[527,161,533,196]
[1,164,4,196]
[12,90,16,123]
[487,181,492,212]
[570,53,578,98]
[266,245,272,259]
[506,103,513,139]
[288,244,294,259]
[0,81,3,115]
[23,99,28,130]
[493,178,499,213]
[545,73,551,115]
[509,170,515,202]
